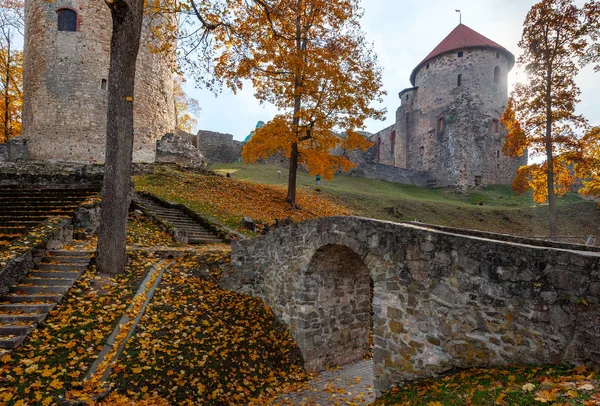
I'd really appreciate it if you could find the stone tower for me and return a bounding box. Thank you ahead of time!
[373,24,527,188]
[21,0,176,163]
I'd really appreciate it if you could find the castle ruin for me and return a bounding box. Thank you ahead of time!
[371,24,527,188]
[21,0,176,163]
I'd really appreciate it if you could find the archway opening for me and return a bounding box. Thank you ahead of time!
[296,244,372,372]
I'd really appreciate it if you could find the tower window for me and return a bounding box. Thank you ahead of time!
[494,66,500,84]
[497,150,500,159]
[438,117,444,133]
[496,52,500,58]
[458,51,464,57]
[57,9,77,32]
[101,79,107,90]
[492,119,499,134]
[426,63,430,69]
[457,74,462,87]
[420,146,425,156]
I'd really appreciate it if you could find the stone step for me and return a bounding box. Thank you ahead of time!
[10,285,70,295]
[0,294,62,303]
[35,263,88,272]
[0,227,28,234]
[41,256,89,264]
[0,313,47,324]
[0,335,26,349]
[0,234,20,241]
[0,303,56,313]
[0,216,48,222]
[0,220,41,226]
[0,325,35,336]
[22,278,76,287]
[28,270,82,279]
[189,238,223,244]
[47,250,93,258]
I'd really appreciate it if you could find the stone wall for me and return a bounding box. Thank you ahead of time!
[22,0,176,163]
[348,163,428,187]
[0,137,28,162]
[196,130,243,164]
[224,216,600,396]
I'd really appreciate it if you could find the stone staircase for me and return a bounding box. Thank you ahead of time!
[0,250,92,350]
[134,195,222,245]
[0,187,99,246]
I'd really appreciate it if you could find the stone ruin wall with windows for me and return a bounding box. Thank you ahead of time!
[22,0,176,164]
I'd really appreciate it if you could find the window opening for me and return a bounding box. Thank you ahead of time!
[475,176,482,187]
[101,79,107,90]
[496,52,500,58]
[494,66,500,84]
[420,146,424,156]
[426,63,430,69]
[438,117,444,133]
[458,51,463,57]
[497,150,500,159]
[57,9,77,32]
[492,119,499,134]
[457,74,462,87]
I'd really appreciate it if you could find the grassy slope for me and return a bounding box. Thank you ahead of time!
[211,162,600,242]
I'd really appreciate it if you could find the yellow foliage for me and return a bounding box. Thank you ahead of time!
[173,74,200,133]
[0,7,23,143]
[575,126,600,203]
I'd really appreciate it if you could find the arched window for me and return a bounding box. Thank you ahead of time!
[57,9,77,32]
[494,66,500,84]
[457,74,462,87]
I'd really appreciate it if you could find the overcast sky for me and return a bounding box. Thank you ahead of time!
[183,0,600,141]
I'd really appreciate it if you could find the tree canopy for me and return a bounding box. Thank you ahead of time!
[0,0,23,143]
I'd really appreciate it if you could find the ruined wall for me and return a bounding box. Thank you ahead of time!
[22,0,175,163]
[197,130,243,164]
[224,216,600,396]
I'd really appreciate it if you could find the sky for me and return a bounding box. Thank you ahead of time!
[182,0,600,142]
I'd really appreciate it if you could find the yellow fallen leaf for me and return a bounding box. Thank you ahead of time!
[522,383,535,392]
[578,383,595,391]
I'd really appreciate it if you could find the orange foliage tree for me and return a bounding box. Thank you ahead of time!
[0,0,23,143]
[199,0,385,207]
[575,126,600,201]
[501,0,598,239]
[173,74,200,133]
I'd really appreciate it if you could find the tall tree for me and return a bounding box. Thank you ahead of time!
[0,0,23,143]
[574,126,600,201]
[174,74,201,133]
[96,0,145,275]
[185,0,384,207]
[501,0,598,240]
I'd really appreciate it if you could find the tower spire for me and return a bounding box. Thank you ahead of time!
[456,9,462,24]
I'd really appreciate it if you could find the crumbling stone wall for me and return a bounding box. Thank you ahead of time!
[22,0,176,163]
[224,216,600,396]
[0,137,28,162]
[197,130,243,164]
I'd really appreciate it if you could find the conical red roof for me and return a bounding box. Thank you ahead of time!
[410,24,515,86]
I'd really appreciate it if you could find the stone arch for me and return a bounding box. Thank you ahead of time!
[294,244,372,372]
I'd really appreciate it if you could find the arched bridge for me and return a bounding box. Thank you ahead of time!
[221,216,600,396]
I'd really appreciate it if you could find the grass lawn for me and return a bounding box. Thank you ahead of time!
[210,162,600,242]
[375,364,599,405]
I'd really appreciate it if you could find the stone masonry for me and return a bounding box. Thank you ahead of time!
[370,24,527,188]
[223,216,600,396]
[21,0,176,163]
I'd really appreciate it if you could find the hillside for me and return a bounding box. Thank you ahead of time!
[207,162,600,243]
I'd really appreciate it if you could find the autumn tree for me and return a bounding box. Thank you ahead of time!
[184,0,385,207]
[0,0,23,143]
[501,0,598,239]
[174,74,201,133]
[574,126,600,201]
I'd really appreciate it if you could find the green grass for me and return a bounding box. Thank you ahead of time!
[211,162,600,242]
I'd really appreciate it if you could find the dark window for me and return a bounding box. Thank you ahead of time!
[406,94,409,100]
[458,51,463,57]
[426,63,430,69]
[438,117,444,133]
[497,150,500,159]
[57,9,77,32]
[457,74,462,87]
[420,146,425,156]
[101,79,107,90]
[492,119,499,134]
[475,176,482,187]
[496,52,500,58]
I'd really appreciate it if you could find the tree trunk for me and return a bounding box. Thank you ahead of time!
[545,70,557,240]
[96,0,144,275]
[2,35,11,143]
[286,141,299,206]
